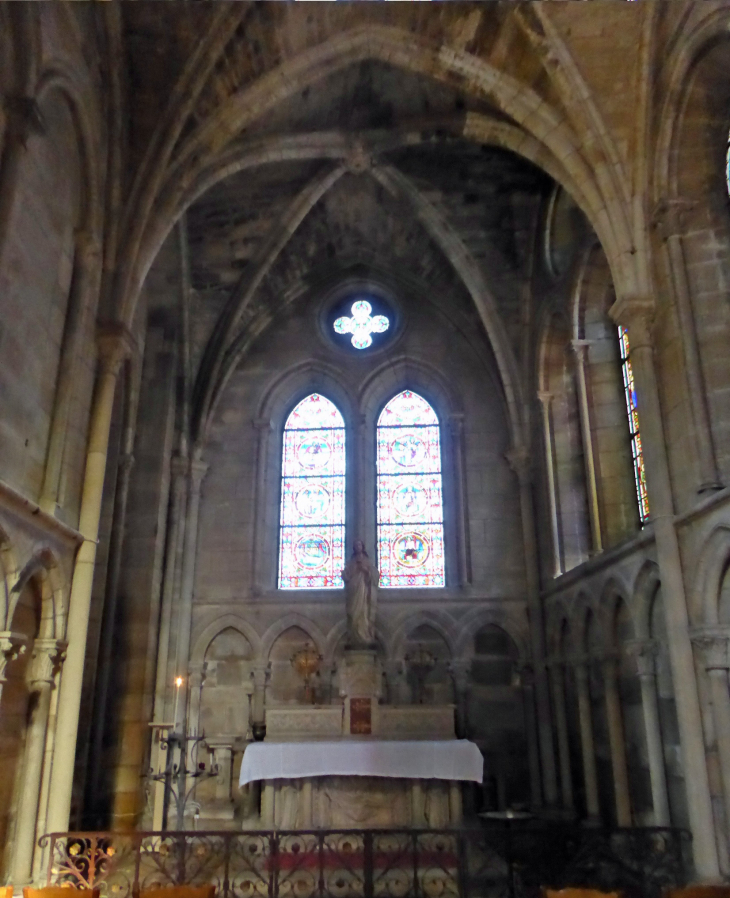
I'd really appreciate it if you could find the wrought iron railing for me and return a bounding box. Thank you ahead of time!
[41,824,689,898]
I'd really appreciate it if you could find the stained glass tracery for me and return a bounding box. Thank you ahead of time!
[618,327,650,524]
[278,393,345,589]
[376,390,445,588]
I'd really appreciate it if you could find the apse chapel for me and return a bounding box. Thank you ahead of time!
[2,0,730,892]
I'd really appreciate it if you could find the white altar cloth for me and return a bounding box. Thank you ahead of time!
[239,739,483,787]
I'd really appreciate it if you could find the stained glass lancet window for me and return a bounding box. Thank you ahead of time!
[376,390,445,588]
[618,327,650,524]
[278,394,345,589]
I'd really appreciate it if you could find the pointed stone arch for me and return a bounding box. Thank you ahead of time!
[190,612,263,665]
[261,613,327,661]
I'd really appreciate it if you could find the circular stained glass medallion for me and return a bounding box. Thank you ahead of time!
[393,532,430,569]
[297,435,331,469]
[295,484,331,519]
[392,483,428,519]
[294,535,331,570]
[389,433,426,468]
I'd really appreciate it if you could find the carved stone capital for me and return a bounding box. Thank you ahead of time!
[189,459,209,491]
[448,659,472,691]
[27,639,66,687]
[96,322,136,374]
[74,228,102,261]
[0,632,27,682]
[536,391,552,410]
[515,661,535,688]
[570,339,592,363]
[691,628,730,671]
[505,445,532,485]
[188,661,207,689]
[608,295,655,349]
[624,640,657,679]
[251,661,271,687]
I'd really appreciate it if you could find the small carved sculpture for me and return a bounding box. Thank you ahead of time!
[342,540,379,647]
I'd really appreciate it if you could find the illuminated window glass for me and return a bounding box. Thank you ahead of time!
[376,390,445,588]
[278,394,345,589]
[618,327,650,524]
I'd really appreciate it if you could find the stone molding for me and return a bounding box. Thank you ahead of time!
[27,638,66,687]
[624,640,658,678]
[691,628,730,671]
[96,321,137,373]
[608,295,655,349]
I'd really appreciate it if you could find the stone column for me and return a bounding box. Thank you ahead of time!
[506,447,559,807]
[173,458,208,731]
[548,659,574,812]
[251,661,270,726]
[40,231,102,514]
[12,639,65,886]
[448,414,472,585]
[151,456,188,832]
[251,419,273,593]
[571,341,602,553]
[537,392,562,577]
[602,657,631,826]
[610,294,718,876]
[187,662,206,738]
[573,659,600,822]
[692,630,730,831]
[519,663,543,810]
[663,231,721,493]
[626,640,670,825]
[448,660,471,738]
[46,324,133,834]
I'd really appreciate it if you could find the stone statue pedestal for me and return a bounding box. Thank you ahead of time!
[340,649,381,736]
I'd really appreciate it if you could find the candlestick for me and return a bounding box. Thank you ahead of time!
[173,676,183,731]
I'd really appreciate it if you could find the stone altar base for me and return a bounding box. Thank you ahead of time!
[260,776,462,829]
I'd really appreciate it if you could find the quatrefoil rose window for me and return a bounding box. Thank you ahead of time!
[333,300,390,349]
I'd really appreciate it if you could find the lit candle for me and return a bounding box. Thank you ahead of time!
[173,676,183,731]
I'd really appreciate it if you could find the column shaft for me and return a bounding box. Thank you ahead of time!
[537,393,562,577]
[664,235,721,492]
[574,662,600,820]
[549,662,574,811]
[572,342,602,553]
[522,671,544,810]
[174,460,208,731]
[151,459,188,832]
[46,327,132,834]
[12,640,62,885]
[707,668,730,828]
[508,448,558,806]
[603,659,631,826]
[630,642,670,826]
[610,295,719,876]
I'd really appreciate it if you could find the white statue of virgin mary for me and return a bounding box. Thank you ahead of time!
[342,540,379,647]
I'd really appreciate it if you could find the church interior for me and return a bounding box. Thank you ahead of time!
[2,1,730,894]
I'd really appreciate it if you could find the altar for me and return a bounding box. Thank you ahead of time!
[229,548,483,831]
[240,737,483,829]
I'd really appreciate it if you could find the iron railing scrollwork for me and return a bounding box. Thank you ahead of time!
[41,824,689,898]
